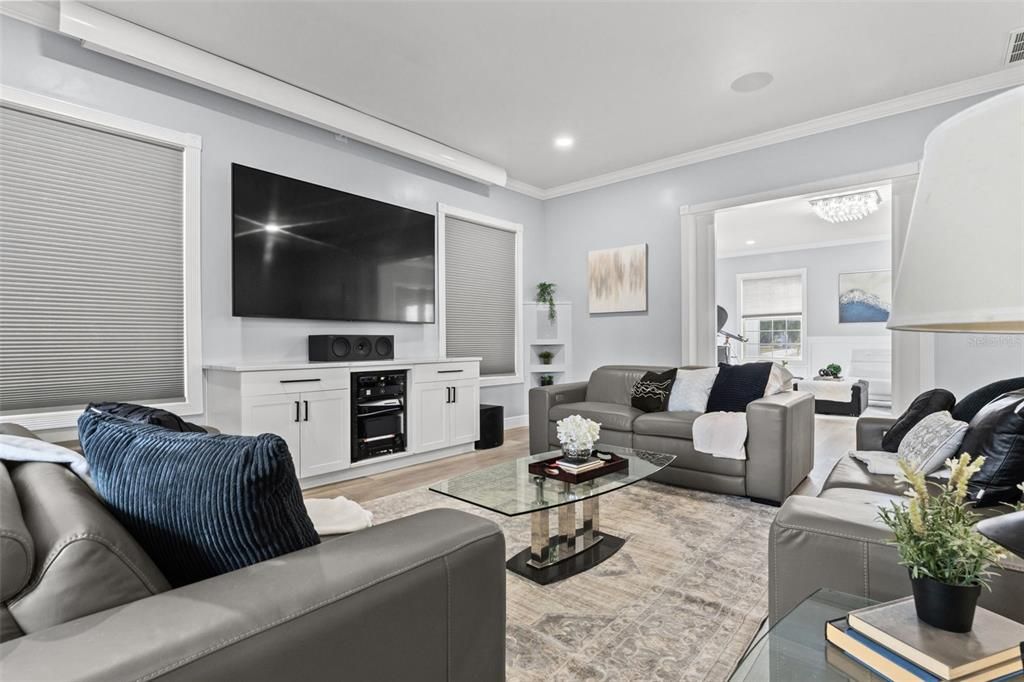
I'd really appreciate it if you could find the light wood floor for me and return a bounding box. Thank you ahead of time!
[305,411,885,502]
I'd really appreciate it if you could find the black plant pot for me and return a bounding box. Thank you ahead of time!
[910,572,981,633]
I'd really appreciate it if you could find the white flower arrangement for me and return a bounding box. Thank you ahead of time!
[556,414,601,452]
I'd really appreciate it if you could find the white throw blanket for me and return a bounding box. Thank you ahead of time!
[850,450,951,480]
[692,412,747,460]
[798,380,856,403]
[0,434,98,493]
[304,497,374,535]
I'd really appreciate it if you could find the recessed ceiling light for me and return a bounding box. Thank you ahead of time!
[265,223,282,232]
[745,240,757,245]
[730,72,774,93]
[554,135,574,149]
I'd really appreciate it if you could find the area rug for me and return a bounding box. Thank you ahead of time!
[363,481,778,682]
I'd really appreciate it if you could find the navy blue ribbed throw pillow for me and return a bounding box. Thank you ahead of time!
[78,409,320,587]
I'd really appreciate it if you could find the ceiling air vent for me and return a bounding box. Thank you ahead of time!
[1007,28,1024,65]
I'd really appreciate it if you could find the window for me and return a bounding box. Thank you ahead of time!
[440,205,522,385]
[738,270,805,362]
[0,88,201,429]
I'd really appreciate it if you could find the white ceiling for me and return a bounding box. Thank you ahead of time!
[715,185,892,258]
[89,1,1024,191]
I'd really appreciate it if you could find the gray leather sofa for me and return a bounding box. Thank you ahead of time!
[769,416,1024,625]
[0,424,505,681]
[529,365,816,505]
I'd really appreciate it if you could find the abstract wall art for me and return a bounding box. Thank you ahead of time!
[838,270,891,323]
[588,243,648,314]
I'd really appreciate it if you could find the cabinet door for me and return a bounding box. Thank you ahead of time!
[298,389,350,478]
[449,379,480,445]
[411,383,450,452]
[243,394,303,468]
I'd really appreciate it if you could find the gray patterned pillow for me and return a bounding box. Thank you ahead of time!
[897,411,969,474]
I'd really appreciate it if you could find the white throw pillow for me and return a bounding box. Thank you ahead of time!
[897,411,969,475]
[667,367,719,412]
[764,363,795,396]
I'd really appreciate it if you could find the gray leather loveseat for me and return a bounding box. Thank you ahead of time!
[0,424,506,681]
[529,365,815,505]
[769,416,1024,624]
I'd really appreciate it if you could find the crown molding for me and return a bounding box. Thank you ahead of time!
[525,68,1024,201]
[717,234,890,260]
[0,1,59,31]
[503,178,546,200]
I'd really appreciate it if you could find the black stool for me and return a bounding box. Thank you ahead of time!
[475,404,504,449]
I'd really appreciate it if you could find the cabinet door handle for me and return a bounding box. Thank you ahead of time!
[294,401,301,422]
[303,400,309,422]
[447,387,453,404]
[452,386,457,403]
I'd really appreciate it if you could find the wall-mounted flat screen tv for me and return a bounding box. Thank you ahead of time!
[232,164,436,323]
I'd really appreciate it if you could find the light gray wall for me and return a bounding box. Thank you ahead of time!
[541,92,1014,397]
[0,16,544,419]
[715,239,893,339]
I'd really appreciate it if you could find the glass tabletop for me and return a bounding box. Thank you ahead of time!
[429,445,675,516]
[729,589,879,681]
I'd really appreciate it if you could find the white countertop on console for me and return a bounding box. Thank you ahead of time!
[204,357,482,372]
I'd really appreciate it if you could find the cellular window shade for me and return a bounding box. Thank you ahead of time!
[741,275,803,318]
[445,217,516,376]
[0,105,186,413]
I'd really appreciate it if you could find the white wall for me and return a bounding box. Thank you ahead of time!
[0,15,544,420]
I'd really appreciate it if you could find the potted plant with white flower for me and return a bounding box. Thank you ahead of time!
[555,415,601,462]
[878,454,1006,632]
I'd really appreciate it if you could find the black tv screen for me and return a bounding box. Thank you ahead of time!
[232,164,435,323]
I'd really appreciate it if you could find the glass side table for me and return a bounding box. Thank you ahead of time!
[729,589,878,681]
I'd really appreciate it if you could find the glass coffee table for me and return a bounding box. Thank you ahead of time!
[430,445,675,585]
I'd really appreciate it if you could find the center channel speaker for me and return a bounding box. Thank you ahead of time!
[308,335,394,362]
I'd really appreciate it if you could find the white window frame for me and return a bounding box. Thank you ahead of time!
[437,203,523,387]
[736,268,807,363]
[0,85,203,431]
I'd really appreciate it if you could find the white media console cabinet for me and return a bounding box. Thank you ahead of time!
[205,358,481,489]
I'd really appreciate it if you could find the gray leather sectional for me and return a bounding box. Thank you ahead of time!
[769,416,1024,624]
[529,365,816,505]
[0,424,506,681]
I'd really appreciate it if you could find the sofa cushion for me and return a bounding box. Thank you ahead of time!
[549,401,643,432]
[633,411,701,440]
[0,463,32,601]
[668,367,719,412]
[963,389,1024,506]
[952,377,1024,423]
[585,366,671,405]
[896,411,968,474]
[706,362,773,412]
[629,368,676,412]
[632,434,746,477]
[6,462,170,634]
[881,388,957,452]
[822,456,909,497]
[818,487,905,509]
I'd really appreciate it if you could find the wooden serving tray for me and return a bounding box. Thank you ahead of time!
[528,452,629,484]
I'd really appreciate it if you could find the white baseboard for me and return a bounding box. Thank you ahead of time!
[504,414,528,429]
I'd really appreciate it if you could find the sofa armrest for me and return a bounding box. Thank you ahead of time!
[529,381,588,454]
[745,391,815,504]
[769,495,899,623]
[856,417,896,451]
[0,509,506,682]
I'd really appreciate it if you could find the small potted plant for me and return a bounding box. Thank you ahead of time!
[539,375,555,386]
[818,363,842,379]
[555,414,601,462]
[537,350,554,365]
[878,454,1006,632]
[536,282,557,322]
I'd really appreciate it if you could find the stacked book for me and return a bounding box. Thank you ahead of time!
[825,597,1024,681]
[554,457,604,474]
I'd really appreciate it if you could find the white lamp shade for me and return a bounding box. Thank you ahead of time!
[888,86,1024,333]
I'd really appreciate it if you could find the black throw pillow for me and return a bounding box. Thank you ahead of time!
[630,369,676,412]
[706,362,773,413]
[962,389,1024,507]
[88,401,206,433]
[952,377,1024,423]
[880,388,957,453]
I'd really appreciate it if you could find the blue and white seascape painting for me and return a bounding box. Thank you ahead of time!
[838,270,891,323]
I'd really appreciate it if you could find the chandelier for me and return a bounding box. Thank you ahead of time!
[809,190,882,223]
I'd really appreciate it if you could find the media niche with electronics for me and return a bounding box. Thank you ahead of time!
[231,163,436,325]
